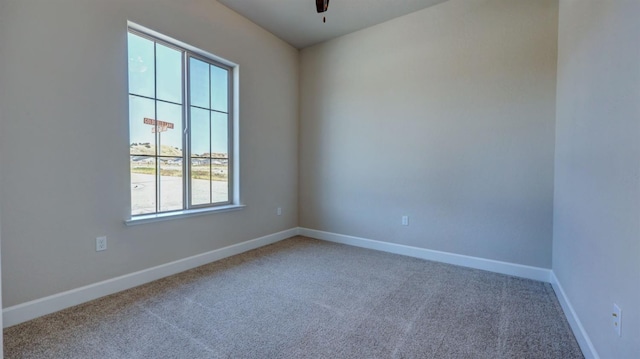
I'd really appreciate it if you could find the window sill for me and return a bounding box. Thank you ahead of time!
[125,204,246,226]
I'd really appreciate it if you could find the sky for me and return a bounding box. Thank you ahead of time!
[128,32,229,156]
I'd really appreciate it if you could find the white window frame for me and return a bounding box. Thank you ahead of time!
[126,23,242,225]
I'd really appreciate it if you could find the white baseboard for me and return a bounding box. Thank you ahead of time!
[550,272,599,359]
[299,228,552,282]
[3,228,298,328]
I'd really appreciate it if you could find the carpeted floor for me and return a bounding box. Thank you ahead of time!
[4,236,583,358]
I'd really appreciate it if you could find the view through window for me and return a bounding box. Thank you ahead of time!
[128,29,233,216]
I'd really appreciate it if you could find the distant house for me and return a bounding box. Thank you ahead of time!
[131,156,154,164]
[191,158,209,166]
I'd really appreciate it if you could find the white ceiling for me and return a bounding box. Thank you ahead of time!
[217,0,449,49]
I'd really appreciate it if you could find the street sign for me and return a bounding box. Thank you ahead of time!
[144,118,174,133]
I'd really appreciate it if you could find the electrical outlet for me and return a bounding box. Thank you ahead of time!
[277,207,282,216]
[613,304,622,337]
[96,236,107,252]
[402,215,409,226]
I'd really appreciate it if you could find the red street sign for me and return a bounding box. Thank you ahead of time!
[143,117,174,129]
[144,117,174,133]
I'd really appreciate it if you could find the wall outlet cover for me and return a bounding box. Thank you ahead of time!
[96,236,107,252]
[613,303,621,337]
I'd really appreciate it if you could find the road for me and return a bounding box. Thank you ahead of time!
[131,173,228,214]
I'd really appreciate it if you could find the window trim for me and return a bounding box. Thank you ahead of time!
[126,22,241,223]
[125,204,246,226]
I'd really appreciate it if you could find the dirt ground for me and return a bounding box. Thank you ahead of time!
[131,173,228,214]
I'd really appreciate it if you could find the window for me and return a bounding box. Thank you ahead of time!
[128,27,236,218]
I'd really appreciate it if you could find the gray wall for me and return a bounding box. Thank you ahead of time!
[553,0,640,357]
[0,0,299,307]
[299,0,559,268]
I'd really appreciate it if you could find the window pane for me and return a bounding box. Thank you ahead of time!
[159,158,183,212]
[131,156,156,215]
[129,95,156,156]
[210,65,228,113]
[211,112,228,157]
[190,58,209,109]
[191,158,211,205]
[157,102,183,156]
[190,107,210,157]
[211,158,229,204]
[156,44,182,104]
[127,33,155,98]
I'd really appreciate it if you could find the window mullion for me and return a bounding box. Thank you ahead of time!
[209,64,213,204]
[153,42,161,214]
[183,52,190,210]
[227,67,233,203]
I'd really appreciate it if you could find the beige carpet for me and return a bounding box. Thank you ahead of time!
[3,236,583,358]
